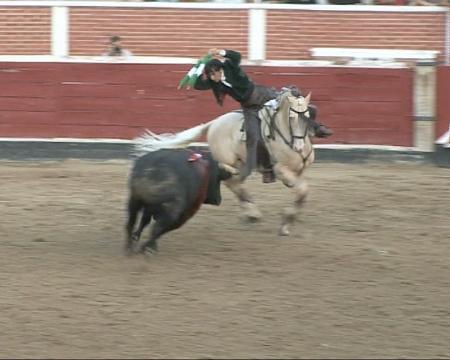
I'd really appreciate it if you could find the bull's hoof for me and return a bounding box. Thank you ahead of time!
[144,248,158,256]
[124,242,137,256]
[140,242,158,256]
[131,232,140,242]
[279,225,290,236]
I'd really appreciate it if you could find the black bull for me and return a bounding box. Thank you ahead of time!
[126,147,231,254]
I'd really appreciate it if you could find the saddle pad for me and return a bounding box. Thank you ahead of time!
[264,99,279,109]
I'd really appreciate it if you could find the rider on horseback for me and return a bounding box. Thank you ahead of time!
[194,48,332,183]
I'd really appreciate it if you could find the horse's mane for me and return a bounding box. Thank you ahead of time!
[277,90,291,109]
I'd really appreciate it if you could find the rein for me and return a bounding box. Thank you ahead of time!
[262,105,310,145]
[261,106,291,147]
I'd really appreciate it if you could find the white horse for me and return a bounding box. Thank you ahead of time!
[135,88,315,236]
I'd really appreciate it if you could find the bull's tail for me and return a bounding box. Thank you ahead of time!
[133,120,214,155]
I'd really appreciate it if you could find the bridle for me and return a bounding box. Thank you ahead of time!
[289,107,314,165]
[289,107,311,141]
[262,97,310,144]
[261,94,314,165]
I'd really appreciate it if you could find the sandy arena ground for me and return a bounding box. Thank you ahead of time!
[0,159,449,359]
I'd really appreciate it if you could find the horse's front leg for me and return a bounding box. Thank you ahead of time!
[275,166,309,236]
[274,164,298,188]
[223,176,262,222]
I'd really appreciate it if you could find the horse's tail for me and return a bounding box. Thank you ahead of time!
[133,120,214,155]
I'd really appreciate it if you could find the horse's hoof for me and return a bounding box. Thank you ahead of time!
[241,202,262,223]
[220,164,239,175]
[279,225,290,236]
[245,214,261,223]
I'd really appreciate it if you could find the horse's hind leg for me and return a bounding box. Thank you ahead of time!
[279,178,308,236]
[224,176,262,222]
[219,163,240,175]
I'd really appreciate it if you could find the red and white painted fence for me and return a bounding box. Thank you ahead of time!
[0,1,449,149]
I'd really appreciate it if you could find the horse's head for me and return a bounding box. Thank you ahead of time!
[284,91,312,152]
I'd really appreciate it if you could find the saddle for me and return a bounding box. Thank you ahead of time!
[238,85,298,142]
[238,97,281,142]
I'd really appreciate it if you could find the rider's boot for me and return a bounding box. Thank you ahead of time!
[257,142,276,184]
[307,104,333,138]
[312,121,333,138]
[262,168,276,184]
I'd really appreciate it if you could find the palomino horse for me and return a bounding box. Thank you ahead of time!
[135,88,315,236]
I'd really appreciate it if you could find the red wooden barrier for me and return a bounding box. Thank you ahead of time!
[437,66,450,140]
[0,62,414,146]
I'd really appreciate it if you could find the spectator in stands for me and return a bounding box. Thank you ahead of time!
[103,35,133,59]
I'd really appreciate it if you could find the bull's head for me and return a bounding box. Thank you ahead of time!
[188,147,232,206]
